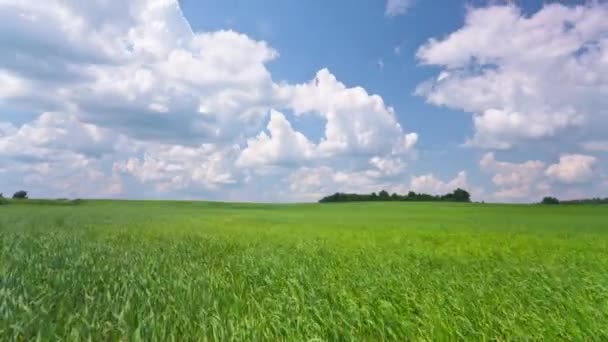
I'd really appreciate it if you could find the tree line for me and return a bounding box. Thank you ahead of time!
[319,188,471,203]
[541,196,608,205]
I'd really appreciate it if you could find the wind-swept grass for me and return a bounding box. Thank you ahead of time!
[1,201,607,340]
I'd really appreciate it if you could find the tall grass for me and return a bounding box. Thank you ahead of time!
[1,201,607,340]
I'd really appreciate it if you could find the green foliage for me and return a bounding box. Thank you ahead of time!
[12,190,28,199]
[541,196,560,205]
[561,197,608,204]
[448,188,471,202]
[320,188,471,203]
[3,198,84,206]
[1,201,608,340]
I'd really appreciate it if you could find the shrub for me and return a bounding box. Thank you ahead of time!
[12,190,28,199]
[541,196,560,205]
[451,188,471,202]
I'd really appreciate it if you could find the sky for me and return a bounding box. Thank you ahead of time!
[0,0,607,202]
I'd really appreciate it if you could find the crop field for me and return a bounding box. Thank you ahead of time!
[1,200,608,340]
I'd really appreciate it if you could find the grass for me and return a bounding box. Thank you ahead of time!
[1,200,608,340]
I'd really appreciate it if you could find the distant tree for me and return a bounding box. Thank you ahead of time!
[0,193,5,205]
[379,190,390,200]
[541,196,560,205]
[452,188,471,202]
[12,190,28,199]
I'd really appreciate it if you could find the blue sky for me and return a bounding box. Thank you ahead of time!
[0,0,607,202]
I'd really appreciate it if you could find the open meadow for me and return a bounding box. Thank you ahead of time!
[1,200,608,340]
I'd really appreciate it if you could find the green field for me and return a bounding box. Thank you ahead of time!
[1,200,608,340]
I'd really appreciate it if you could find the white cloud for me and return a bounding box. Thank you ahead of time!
[385,0,413,17]
[283,166,403,202]
[0,111,134,198]
[0,71,26,99]
[416,3,608,149]
[1,0,279,144]
[0,0,419,200]
[0,112,126,160]
[237,110,315,167]
[284,166,342,202]
[409,171,468,195]
[276,69,417,158]
[114,143,241,192]
[369,156,406,176]
[480,152,600,200]
[480,152,548,199]
[546,154,597,184]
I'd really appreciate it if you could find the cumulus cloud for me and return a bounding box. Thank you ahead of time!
[369,156,407,176]
[416,3,608,149]
[0,0,419,200]
[283,166,404,202]
[276,69,417,158]
[0,112,123,158]
[546,154,597,184]
[480,152,600,200]
[237,110,315,167]
[1,0,280,144]
[409,171,468,195]
[114,144,241,192]
[480,153,548,199]
[0,111,134,198]
[0,111,134,200]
